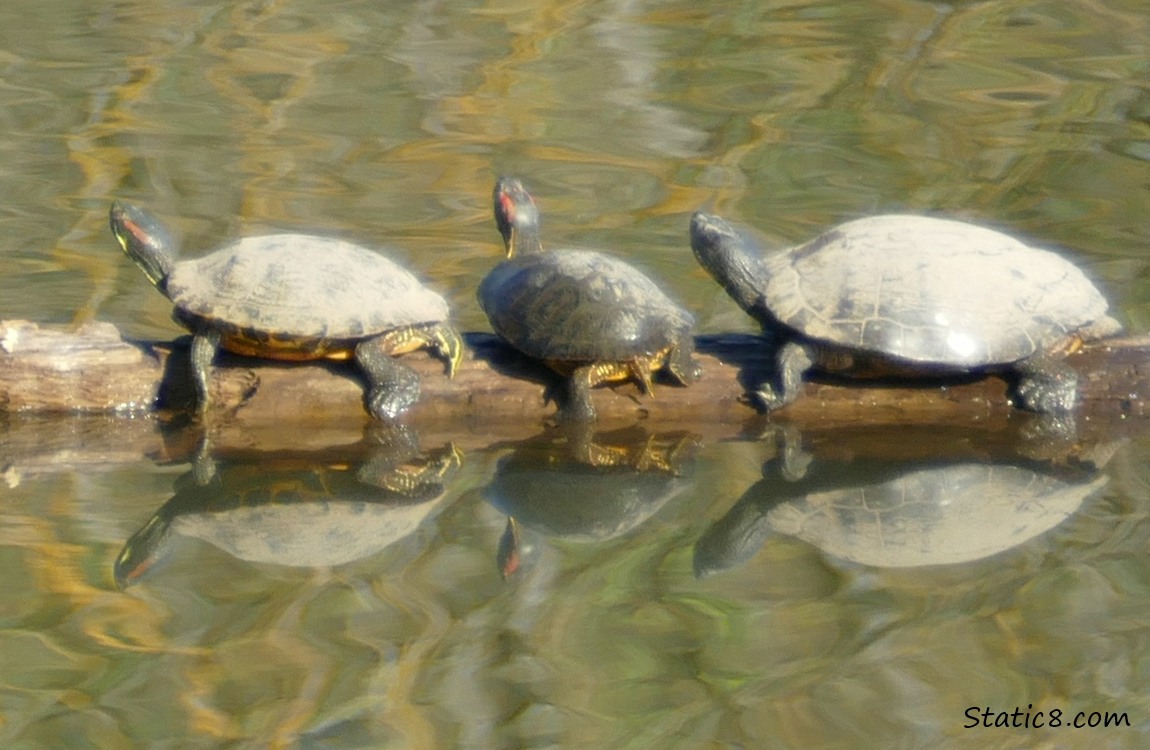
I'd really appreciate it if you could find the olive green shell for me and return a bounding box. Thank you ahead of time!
[477,249,694,361]
[167,235,449,340]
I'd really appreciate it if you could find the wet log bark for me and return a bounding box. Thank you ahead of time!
[2,319,1149,429]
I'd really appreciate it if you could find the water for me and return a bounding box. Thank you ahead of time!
[1,0,1149,747]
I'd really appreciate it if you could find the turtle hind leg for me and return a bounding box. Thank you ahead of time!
[561,360,656,422]
[355,335,421,420]
[756,340,813,411]
[429,324,465,378]
[189,329,221,415]
[1011,355,1078,414]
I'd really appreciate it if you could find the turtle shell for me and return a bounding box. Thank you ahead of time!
[762,215,1111,366]
[167,234,449,343]
[477,249,694,362]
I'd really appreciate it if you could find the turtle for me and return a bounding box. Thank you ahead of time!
[114,427,463,587]
[478,176,701,421]
[689,212,1122,413]
[109,200,463,419]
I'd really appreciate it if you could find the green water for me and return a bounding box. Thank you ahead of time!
[1,0,1149,747]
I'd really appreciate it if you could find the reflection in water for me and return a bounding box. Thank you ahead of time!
[483,424,698,577]
[695,426,1114,576]
[115,425,462,587]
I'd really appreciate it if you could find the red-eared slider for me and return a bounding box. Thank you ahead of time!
[689,212,1121,413]
[478,177,700,421]
[109,201,463,419]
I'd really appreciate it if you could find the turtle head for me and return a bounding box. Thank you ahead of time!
[109,200,178,294]
[493,176,542,257]
[689,212,770,316]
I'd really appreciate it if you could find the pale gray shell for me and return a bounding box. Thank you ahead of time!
[167,235,449,337]
[478,249,694,361]
[763,215,1112,366]
[767,464,1106,567]
[171,499,445,567]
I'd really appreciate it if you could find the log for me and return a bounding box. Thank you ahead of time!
[2,319,1149,432]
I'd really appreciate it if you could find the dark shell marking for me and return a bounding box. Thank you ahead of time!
[477,249,695,363]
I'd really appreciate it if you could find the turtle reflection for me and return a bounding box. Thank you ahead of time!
[483,425,699,577]
[694,426,1114,576]
[115,426,462,587]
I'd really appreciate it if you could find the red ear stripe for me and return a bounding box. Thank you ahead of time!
[499,192,517,222]
[124,219,148,243]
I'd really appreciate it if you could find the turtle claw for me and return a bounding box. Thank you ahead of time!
[431,324,464,379]
[377,322,462,381]
[754,384,788,412]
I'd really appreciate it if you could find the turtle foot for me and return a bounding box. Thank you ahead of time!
[367,385,420,421]
[752,340,812,413]
[753,386,789,412]
[667,337,703,385]
[1012,363,1078,414]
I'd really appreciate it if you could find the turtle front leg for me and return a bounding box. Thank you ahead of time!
[355,335,421,420]
[189,329,221,415]
[757,340,814,411]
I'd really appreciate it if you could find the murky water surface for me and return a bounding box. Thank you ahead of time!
[2,0,1150,747]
